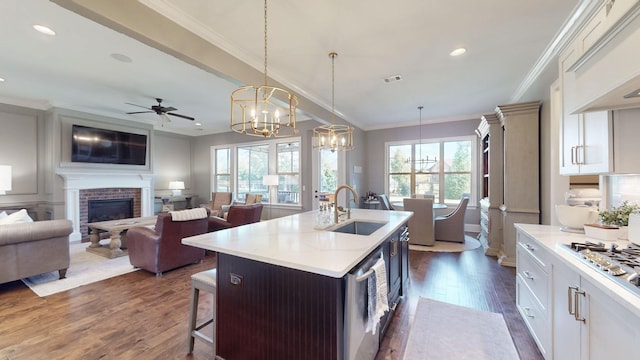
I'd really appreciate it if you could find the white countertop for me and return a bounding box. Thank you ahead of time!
[515,223,640,317]
[182,209,413,278]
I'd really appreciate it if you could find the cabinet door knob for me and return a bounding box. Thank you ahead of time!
[523,307,535,318]
[523,271,534,280]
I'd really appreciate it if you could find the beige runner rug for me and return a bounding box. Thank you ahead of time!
[21,242,138,297]
[404,297,520,360]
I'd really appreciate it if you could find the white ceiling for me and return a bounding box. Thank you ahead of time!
[0,0,587,136]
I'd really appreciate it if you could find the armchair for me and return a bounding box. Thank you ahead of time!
[243,193,263,204]
[208,203,263,232]
[200,192,233,217]
[403,197,435,246]
[126,208,210,276]
[434,196,469,243]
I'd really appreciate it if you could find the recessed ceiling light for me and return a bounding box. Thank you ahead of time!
[450,47,467,57]
[33,24,56,36]
[623,88,640,99]
[194,122,202,126]
[0,77,5,82]
[110,53,133,63]
[383,75,403,83]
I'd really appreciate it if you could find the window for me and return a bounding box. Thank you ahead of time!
[276,142,300,204]
[214,148,231,192]
[319,149,338,193]
[387,136,475,205]
[211,138,301,206]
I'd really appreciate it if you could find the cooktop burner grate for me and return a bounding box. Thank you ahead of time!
[562,241,640,296]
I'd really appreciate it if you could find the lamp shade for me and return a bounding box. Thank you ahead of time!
[262,175,279,186]
[0,165,11,195]
[168,181,185,190]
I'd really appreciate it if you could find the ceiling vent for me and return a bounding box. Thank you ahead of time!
[383,75,403,83]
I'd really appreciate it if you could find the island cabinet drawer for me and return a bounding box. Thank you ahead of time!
[516,276,550,359]
[516,246,549,310]
[517,231,551,271]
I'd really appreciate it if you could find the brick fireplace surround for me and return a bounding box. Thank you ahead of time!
[58,173,154,242]
[79,188,142,239]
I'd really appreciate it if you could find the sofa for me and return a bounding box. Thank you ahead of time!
[0,210,73,284]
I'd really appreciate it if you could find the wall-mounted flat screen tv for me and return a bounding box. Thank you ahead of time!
[71,125,147,165]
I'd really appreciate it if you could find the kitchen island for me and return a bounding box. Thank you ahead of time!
[182,209,412,360]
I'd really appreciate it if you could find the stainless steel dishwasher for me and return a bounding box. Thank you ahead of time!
[344,247,384,360]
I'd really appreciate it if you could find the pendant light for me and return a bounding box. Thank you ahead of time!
[230,0,298,138]
[412,106,436,172]
[312,52,354,152]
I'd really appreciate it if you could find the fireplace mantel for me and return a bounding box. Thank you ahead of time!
[57,172,153,242]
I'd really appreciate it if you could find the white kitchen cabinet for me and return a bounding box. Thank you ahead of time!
[559,110,612,175]
[551,259,586,359]
[559,40,613,176]
[552,259,640,359]
[516,231,551,359]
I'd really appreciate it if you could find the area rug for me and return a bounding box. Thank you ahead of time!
[409,235,481,253]
[21,242,138,297]
[404,297,519,360]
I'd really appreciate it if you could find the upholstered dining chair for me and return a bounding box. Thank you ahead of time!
[403,197,435,246]
[434,196,469,243]
[378,194,394,210]
[127,208,210,276]
[208,203,263,232]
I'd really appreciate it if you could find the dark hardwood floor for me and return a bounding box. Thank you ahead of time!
[0,242,542,360]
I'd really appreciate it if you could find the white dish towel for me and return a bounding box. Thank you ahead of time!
[366,256,389,334]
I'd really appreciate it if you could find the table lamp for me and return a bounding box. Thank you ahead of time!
[169,181,185,196]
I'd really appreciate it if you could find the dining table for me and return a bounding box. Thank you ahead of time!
[392,201,448,212]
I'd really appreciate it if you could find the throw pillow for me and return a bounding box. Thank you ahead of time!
[0,209,33,225]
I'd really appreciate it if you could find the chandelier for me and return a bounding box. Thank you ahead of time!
[230,0,298,138]
[409,106,437,172]
[312,52,354,152]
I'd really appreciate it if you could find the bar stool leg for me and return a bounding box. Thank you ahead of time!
[187,282,199,353]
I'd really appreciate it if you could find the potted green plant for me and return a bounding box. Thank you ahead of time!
[599,201,640,239]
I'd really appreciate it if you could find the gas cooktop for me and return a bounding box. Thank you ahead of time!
[562,241,640,296]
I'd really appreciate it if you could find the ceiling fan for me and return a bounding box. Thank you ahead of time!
[126,98,195,123]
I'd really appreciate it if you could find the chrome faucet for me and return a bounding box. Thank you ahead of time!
[334,185,359,223]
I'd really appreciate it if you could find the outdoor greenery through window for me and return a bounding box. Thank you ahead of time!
[387,137,475,205]
[211,138,301,205]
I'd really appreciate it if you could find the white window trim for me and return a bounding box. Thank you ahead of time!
[210,137,302,208]
[384,135,478,206]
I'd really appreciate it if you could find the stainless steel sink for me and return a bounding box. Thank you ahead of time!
[329,221,386,236]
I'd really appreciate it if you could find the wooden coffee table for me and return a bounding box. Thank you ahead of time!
[87,216,157,259]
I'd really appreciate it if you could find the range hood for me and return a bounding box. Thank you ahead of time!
[568,3,640,114]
